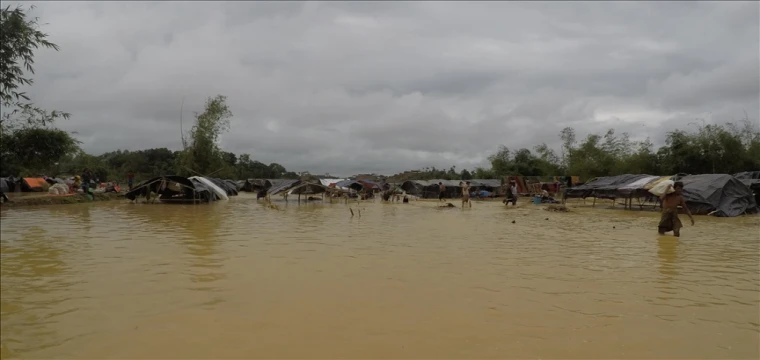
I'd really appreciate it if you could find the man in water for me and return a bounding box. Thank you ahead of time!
[659,182,694,237]
[438,182,446,202]
[127,172,135,191]
[504,181,518,206]
[461,181,472,208]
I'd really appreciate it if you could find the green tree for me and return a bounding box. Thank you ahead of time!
[1,5,69,130]
[460,169,472,180]
[177,95,232,176]
[0,127,79,176]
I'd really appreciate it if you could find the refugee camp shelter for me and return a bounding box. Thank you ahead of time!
[0,177,10,194]
[333,180,363,192]
[21,177,48,192]
[400,180,463,198]
[320,178,346,188]
[565,174,653,200]
[470,179,502,195]
[125,175,216,203]
[267,179,301,196]
[679,174,758,217]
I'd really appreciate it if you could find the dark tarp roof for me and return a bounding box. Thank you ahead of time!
[125,175,214,202]
[679,174,758,217]
[208,178,238,196]
[288,183,332,195]
[734,171,760,190]
[565,174,652,199]
[0,178,9,193]
[470,179,501,188]
[268,179,301,195]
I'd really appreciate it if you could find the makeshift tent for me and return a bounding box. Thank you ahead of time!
[125,176,215,203]
[189,176,229,200]
[593,174,654,199]
[470,179,501,189]
[21,177,47,192]
[358,180,382,191]
[0,178,9,194]
[268,179,301,196]
[399,180,464,198]
[565,174,650,199]
[222,179,241,194]
[678,174,758,217]
[320,178,345,187]
[235,180,246,191]
[734,171,760,190]
[207,178,237,196]
[287,183,332,196]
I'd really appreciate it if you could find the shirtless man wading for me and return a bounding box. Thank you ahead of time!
[438,182,446,202]
[461,181,472,208]
[658,182,694,237]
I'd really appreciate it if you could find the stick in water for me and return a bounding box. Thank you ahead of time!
[350,208,354,217]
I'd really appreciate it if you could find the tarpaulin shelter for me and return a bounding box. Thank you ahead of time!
[565,174,650,199]
[320,178,345,188]
[358,180,382,192]
[0,178,10,194]
[207,178,237,196]
[267,179,301,196]
[21,177,47,192]
[615,175,661,198]
[734,171,760,190]
[399,180,464,198]
[125,175,215,203]
[335,180,364,192]
[679,174,758,217]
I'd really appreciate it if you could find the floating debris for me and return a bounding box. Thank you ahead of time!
[544,204,570,212]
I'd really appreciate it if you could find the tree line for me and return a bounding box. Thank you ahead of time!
[0,5,302,183]
[402,121,760,182]
[2,5,758,184]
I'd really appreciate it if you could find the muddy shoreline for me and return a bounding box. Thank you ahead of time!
[0,192,124,208]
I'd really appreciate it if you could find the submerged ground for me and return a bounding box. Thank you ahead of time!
[1,194,758,359]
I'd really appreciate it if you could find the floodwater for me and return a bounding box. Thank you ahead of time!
[1,195,758,359]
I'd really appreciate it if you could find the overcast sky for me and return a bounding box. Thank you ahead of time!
[18,1,760,176]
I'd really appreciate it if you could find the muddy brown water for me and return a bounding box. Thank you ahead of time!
[1,195,758,359]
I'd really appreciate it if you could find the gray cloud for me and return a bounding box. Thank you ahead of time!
[14,1,760,176]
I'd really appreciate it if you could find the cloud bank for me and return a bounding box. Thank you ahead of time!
[17,1,760,176]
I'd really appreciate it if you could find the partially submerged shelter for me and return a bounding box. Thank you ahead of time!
[267,179,301,196]
[400,179,463,198]
[0,178,10,194]
[125,176,215,203]
[679,174,758,217]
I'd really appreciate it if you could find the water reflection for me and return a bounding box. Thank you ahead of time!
[0,226,75,357]
[657,236,680,280]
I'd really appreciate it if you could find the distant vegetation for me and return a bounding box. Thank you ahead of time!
[1,5,758,183]
[393,121,760,182]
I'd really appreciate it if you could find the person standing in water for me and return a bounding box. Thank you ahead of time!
[461,181,472,208]
[438,182,446,202]
[658,182,694,237]
[127,172,135,191]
